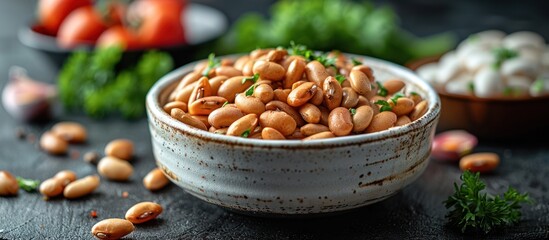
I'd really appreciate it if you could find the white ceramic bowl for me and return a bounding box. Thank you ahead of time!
[146,54,441,216]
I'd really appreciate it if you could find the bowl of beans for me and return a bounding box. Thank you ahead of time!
[411,30,549,140]
[145,47,440,216]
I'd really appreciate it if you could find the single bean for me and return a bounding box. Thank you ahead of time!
[349,70,372,95]
[261,127,286,140]
[409,93,423,105]
[265,100,306,127]
[241,60,255,76]
[51,121,87,143]
[291,80,307,90]
[383,79,405,95]
[253,61,285,81]
[352,105,374,133]
[234,56,251,71]
[213,127,228,135]
[341,79,352,88]
[125,202,163,224]
[188,96,227,115]
[0,171,18,196]
[298,103,321,124]
[53,170,77,187]
[173,71,201,94]
[143,168,170,191]
[193,60,208,74]
[39,178,64,198]
[356,95,369,107]
[91,218,134,240]
[365,111,397,133]
[281,55,306,70]
[390,97,415,116]
[352,65,375,82]
[318,106,330,126]
[284,58,306,89]
[300,123,330,136]
[266,49,287,62]
[305,61,330,86]
[235,93,266,115]
[215,66,242,78]
[191,115,211,129]
[220,58,234,67]
[188,77,213,104]
[104,139,134,161]
[395,115,412,126]
[409,100,428,121]
[459,152,500,173]
[328,107,354,136]
[287,82,317,107]
[326,67,337,76]
[97,156,133,181]
[217,76,253,103]
[163,101,188,114]
[287,129,305,139]
[303,131,335,140]
[208,76,228,95]
[63,175,100,199]
[40,131,68,155]
[259,111,297,136]
[208,107,244,128]
[171,108,208,131]
[173,82,195,104]
[323,76,343,110]
[273,89,291,102]
[226,114,258,137]
[341,87,359,108]
[250,48,271,60]
[309,87,324,105]
[253,83,274,103]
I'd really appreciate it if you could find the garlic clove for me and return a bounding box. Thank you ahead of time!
[2,66,57,122]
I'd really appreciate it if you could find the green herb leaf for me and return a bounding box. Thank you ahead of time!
[376,81,388,97]
[390,93,404,104]
[245,85,256,97]
[288,41,313,60]
[374,100,392,112]
[444,171,533,233]
[531,78,545,94]
[468,81,475,93]
[242,73,260,84]
[410,91,419,96]
[16,177,40,192]
[349,108,357,116]
[222,101,229,107]
[492,48,518,69]
[314,53,336,68]
[202,53,221,76]
[241,129,251,138]
[335,74,346,85]
[351,58,362,66]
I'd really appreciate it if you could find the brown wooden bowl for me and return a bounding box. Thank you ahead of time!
[406,57,549,141]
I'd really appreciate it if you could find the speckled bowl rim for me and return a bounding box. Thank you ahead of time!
[146,53,441,149]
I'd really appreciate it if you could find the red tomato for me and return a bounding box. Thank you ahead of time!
[37,0,92,36]
[96,26,141,50]
[128,0,187,48]
[57,6,108,48]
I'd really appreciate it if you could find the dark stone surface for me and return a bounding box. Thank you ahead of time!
[1,0,548,239]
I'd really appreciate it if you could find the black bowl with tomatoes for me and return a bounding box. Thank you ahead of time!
[19,0,228,69]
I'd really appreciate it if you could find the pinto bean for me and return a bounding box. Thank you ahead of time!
[298,103,321,124]
[0,171,18,196]
[305,61,330,86]
[352,65,375,82]
[266,49,288,62]
[281,55,306,70]
[173,83,195,104]
[356,95,369,107]
[217,76,253,103]
[53,170,77,187]
[349,70,372,95]
[188,96,227,115]
[97,156,133,181]
[253,61,285,81]
[188,77,213,104]
[253,84,274,103]
[365,111,397,133]
[395,115,412,126]
[215,66,242,78]
[287,82,318,107]
[261,127,286,140]
[173,71,201,94]
[284,58,306,89]
[171,108,208,131]
[409,100,428,121]
[226,114,258,137]
[300,123,330,136]
[265,100,306,127]
[105,139,133,161]
[242,60,255,76]
[51,122,87,143]
[191,115,211,129]
[235,93,266,115]
[303,131,335,140]
[383,79,405,95]
[234,55,251,71]
[323,76,343,110]
[208,107,244,128]
[250,48,271,60]
[390,97,415,116]
[459,152,500,173]
[91,218,134,240]
[125,202,163,224]
[352,105,374,133]
[39,178,64,198]
[163,101,188,113]
[318,106,330,126]
[63,175,100,199]
[341,87,359,108]
[287,129,305,139]
[259,111,297,136]
[273,89,290,102]
[40,131,68,155]
[309,87,324,105]
[328,107,353,136]
[209,76,228,95]
[409,92,423,105]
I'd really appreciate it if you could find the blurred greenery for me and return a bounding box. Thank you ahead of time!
[214,0,457,65]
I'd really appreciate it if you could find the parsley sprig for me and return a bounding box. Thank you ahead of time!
[444,171,533,233]
[16,177,40,192]
[242,73,260,84]
[202,53,221,76]
[335,74,346,85]
[492,48,518,69]
[374,100,392,112]
[376,81,388,97]
[288,41,336,68]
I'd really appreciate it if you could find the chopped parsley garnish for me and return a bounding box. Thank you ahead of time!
[492,48,518,69]
[16,177,40,192]
[376,81,388,97]
[245,85,256,97]
[390,93,404,105]
[241,129,251,138]
[335,74,346,85]
[374,100,392,112]
[349,108,357,116]
[531,78,545,94]
[351,57,362,66]
[468,81,475,93]
[222,101,229,107]
[242,73,260,84]
[202,53,221,76]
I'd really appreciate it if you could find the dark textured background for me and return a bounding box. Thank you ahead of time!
[1,0,549,239]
